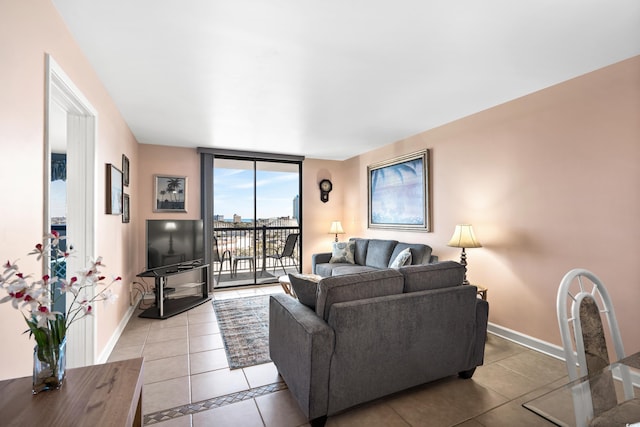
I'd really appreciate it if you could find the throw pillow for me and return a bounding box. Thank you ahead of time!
[390,247,412,268]
[288,273,320,309]
[329,241,355,264]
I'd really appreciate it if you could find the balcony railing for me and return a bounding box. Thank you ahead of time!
[213,223,300,287]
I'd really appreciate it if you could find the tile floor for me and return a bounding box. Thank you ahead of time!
[108,284,568,427]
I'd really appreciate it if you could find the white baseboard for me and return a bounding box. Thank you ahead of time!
[488,322,640,386]
[96,295,141,364]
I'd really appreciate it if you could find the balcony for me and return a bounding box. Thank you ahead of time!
[212,222,300,288]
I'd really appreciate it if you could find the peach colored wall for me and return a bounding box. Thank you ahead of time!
[0,0,139,380]
[340,56,640,352]
[135,145,201,283]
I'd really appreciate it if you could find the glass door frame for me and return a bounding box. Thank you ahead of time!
[199,148,304,289]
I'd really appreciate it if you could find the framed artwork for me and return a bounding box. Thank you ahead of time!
[368,150,430,231]
[122,193,130,223]
[154,174,187,212]
[106,163,123,215]
[122,154,130,187]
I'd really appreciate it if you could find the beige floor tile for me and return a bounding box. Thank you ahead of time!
[156,313,190,328]
[327,399,411,427]
[115,327,150,347]
[188,311,218,325]
[107,344,144,362]
[243,362,281,388]
[143,375,191,414]
[473,362,542,399]
[143,338,189,361]
[189,333,224,353]
[147,325,189,343]
[386,377,508,426]
[256,389,310,427]
[145,354,190,384]
[475,397,557,426]
[188,321,219,337]
[192,399,263,427]
[153,414,193,427]
[189,302,215,314]
[190,348,229,374]
[483,334,527,364]
[496,350,567,385]
[191,368,250,402]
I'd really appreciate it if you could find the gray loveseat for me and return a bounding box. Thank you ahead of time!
[269,261,489,425]
[311,237,438,277]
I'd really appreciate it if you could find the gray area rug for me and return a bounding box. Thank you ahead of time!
[213,295,271,369]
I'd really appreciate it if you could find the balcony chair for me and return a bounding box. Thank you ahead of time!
[267,233,299,276]
[557,268,638,427]
[212,236,232,287]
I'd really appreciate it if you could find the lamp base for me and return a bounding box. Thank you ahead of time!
[459,248,470,285]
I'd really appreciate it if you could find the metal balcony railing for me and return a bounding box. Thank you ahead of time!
[212,221,300,287]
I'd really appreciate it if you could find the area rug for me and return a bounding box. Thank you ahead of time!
[213,295,271,369]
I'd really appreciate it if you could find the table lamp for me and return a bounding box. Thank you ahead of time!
[165,221,177,254]
[447,224,482,285]
[329,221,345,242]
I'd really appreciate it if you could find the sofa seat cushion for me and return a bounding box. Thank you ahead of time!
[315,269,404,320]
[365,239,398,269]
[399,261,465,293]
[331,265,379,276]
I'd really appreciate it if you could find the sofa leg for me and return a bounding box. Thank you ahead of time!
[458,367,476,379]
[310,416,327,427]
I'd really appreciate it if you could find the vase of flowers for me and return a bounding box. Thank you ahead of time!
[0,231,120,394]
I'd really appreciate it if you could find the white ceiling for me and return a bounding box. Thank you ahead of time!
[51,1,640,160]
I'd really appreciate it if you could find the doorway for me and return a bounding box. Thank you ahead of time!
[45,55,97,368]
[200,150,303,288]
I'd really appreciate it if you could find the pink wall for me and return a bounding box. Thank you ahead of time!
[338,56,640,351]
[0,0,139,379]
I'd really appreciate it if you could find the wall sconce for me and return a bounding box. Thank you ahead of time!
[447,224,482,285]
[329,221,345,242]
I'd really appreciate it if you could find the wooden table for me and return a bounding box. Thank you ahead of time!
[0,357,144,427]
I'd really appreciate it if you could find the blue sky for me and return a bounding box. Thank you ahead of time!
[213,168,299,220]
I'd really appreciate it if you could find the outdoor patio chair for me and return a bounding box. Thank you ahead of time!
[212,236,232,286]
[267,233,299,275]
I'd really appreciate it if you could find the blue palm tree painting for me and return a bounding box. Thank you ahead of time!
[370,157,424,225]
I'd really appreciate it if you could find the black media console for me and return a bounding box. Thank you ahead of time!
[137,263,210,319]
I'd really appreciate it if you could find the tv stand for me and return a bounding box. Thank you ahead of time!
[137,263,210,319]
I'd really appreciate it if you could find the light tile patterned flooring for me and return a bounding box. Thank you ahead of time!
[108,284,567,426]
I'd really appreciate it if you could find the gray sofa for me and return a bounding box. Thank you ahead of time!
[311,237,438,277]
[269,261,489,425]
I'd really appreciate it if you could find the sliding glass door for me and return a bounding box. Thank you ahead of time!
[201,150,302,288]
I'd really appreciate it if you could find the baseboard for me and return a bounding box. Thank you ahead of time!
[488,322,640,386]
[96,295,141,364]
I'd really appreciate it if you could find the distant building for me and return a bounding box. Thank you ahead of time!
[233,214,242,223]
[213,214,224,221]
[293,195,300,224]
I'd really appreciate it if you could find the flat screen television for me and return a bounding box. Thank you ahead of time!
[146,219,204,271]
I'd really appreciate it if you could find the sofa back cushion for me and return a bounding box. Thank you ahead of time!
[399,261,465,293]
[389,243,433,266]
[315,269,404,320]
[364,239,398,269]
[349,238,370,266]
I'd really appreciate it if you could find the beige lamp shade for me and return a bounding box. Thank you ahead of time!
[329,221,345,242]
[447,224,482,249]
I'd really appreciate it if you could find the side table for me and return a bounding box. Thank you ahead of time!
[0,357,144,426]
[475,284,487,301]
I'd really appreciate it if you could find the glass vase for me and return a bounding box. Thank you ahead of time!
[32,338,66,394]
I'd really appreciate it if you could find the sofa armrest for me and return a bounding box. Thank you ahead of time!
[472,298,489,366]
[311,252,332,274]
[269,294,335,420]
[429,254,439,263]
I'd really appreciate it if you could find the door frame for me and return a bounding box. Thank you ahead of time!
[44,54,98,368]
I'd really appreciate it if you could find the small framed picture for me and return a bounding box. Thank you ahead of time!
[154,174,187,212]
[106,164,123,215]
[122,193,130,223]
[122,154,130,187]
